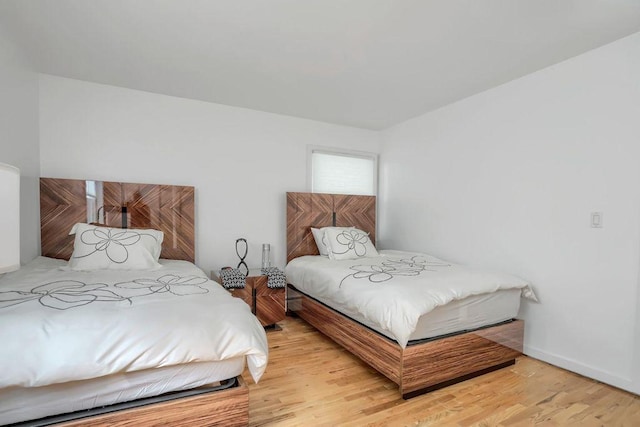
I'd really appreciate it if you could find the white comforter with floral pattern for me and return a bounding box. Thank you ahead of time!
[286,250,537,348]
[0,257,268,389]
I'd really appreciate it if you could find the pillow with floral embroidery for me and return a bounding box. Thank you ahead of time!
[66,223,164,271]
[311,226,353,256]
[324,227,378,260]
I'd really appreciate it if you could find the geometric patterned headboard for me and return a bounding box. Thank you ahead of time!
[286,192,376,263]
[40,178,195,262]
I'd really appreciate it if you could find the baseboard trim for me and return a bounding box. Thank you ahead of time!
[524,345,635,393]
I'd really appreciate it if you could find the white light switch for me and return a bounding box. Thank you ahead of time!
[591,212,603,228]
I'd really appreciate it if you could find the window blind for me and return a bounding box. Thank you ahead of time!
[311,151,376,196]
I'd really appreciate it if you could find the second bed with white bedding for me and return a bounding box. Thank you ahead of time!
[286,250,536,347]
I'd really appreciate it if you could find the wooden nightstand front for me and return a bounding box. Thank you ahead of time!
[214,269,285,328]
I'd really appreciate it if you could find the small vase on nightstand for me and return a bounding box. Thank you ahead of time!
[261,244,270,270]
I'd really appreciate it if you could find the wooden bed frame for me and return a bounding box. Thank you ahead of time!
[34,178,249,426]
[286,192,524,398]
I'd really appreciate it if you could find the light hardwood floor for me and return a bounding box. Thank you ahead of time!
[244,317,640,426]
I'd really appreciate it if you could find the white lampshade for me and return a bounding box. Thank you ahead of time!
[0,162,20,274]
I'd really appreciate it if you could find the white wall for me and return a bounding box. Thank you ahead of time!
[0,29,40,264]
[39,75,380,274]
[380,32,640,393]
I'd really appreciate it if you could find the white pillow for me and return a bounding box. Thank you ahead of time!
[324,227,378,260]
[311,226,354,256]
[311,227,329,256]
[67,223,164,271]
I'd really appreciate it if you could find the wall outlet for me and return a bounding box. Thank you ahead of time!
[591,212,603,228]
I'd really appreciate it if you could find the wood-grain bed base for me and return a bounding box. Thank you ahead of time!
[51,376,248,427]
[288,285,524,399]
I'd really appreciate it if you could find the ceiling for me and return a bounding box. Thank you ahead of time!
[1,1,639,130]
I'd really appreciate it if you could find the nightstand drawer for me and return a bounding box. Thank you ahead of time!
[256,293,285,326]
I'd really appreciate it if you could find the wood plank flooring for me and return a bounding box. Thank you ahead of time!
[243,317,640,426]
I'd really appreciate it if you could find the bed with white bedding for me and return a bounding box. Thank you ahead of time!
[0,177,268,426]
[286,191,536,398]
[0,256,268,425]
[286,250,535,348]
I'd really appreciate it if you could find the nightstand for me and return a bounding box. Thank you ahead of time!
[212,268,285,329]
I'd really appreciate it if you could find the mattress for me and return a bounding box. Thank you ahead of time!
[0,358,244,425]
[286,250,536,347]
[294,286,521,342]
[0,256,268,425]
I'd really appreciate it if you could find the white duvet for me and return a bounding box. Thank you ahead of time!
[286,250,537,348]
[0,257,268,389]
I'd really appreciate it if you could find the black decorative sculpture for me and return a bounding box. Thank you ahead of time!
[236,238,249,277]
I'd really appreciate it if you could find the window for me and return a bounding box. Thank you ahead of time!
[85,180,104,224]
[308,147,377,195]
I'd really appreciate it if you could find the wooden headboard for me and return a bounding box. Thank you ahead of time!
[286,192,376,263]
[40,178,195,262]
